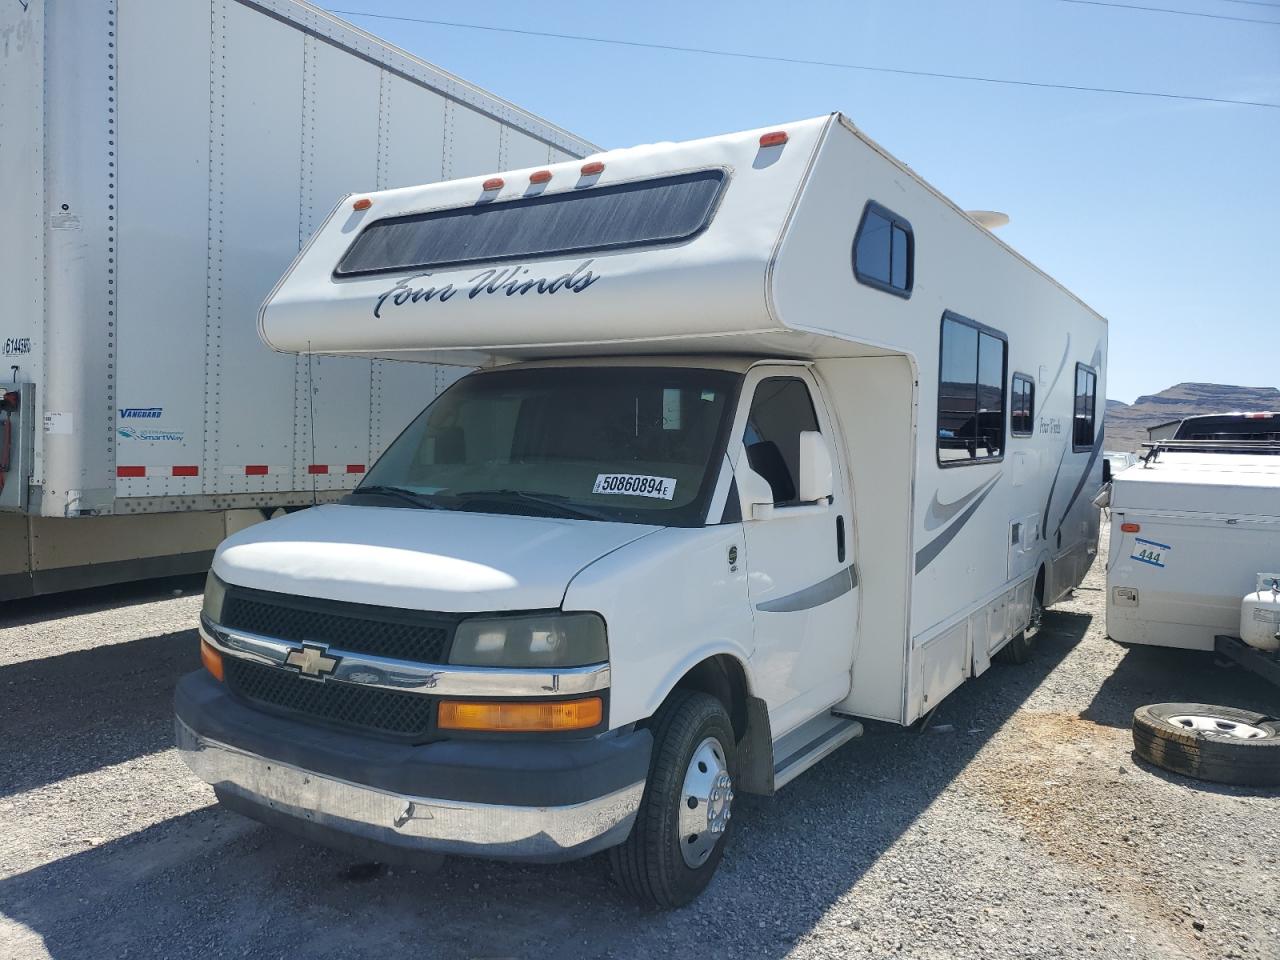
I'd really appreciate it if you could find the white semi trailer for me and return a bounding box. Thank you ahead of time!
[0,0,592,600]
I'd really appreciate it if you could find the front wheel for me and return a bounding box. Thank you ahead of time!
[609,690,737,908]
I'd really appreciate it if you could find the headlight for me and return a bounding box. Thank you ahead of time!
[202,572,228,624]
[448,612,607,668]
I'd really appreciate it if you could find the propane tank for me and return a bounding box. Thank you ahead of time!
[1240,573,1280,652]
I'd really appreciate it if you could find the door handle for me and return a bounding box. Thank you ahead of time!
[836,514,846,564]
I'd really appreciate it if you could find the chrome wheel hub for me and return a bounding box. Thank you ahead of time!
[1168,714,1270,740]
[678,736,732,868]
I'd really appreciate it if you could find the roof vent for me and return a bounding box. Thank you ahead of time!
[967,210,1010,230]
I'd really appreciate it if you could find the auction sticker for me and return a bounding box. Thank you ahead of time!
[592,474,676,500]
[1131,536,1170,569]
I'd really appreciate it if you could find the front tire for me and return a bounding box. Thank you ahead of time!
[609,690,737,908]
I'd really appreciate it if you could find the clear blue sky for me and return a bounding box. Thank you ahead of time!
[326,0,1278,403]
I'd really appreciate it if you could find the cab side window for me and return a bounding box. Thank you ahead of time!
[743,377,819,506]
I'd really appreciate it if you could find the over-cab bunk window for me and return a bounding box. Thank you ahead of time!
[852,200,913,298]
[1073,364,1097,451]
[938,312,1007,465]
[334,169,727,277]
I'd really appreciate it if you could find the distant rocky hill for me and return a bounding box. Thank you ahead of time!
[1104,383,1280,452]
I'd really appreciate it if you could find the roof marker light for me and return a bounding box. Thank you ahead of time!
[482,177,504,191]
[529,169,552,184]
[580,161,605,176]
[759,131,789,147]
[352,197,372,211]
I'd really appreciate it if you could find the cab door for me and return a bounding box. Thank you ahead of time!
[733,367,857,735]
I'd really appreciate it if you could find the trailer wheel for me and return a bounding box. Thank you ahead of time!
[1132,703,1280,787]
[994,588,1043,665]
[609,690,737,908]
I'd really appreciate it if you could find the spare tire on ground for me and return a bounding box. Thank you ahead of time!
[1132,703,1280,787]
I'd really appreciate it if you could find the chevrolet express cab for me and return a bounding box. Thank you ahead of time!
[176,115,1107,906]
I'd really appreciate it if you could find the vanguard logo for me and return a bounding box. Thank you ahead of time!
[120,407,163,419]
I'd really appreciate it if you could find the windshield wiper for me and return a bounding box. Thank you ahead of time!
[348,484,443,510]
[450,489,611,521]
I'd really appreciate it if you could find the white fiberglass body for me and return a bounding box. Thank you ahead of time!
[1107,452,1280,651]
[182,114,1107,895]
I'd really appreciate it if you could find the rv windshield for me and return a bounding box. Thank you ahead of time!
[351,366,741,526]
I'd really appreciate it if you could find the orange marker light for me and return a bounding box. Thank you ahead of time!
[1121,522,1141,533]
[482,177,504,191]
[200,638,225,682]
[580,161,605,176]
[438,697,603,733]
[759,131,789,147]
[529,169,552,184]
[352,197,372,211]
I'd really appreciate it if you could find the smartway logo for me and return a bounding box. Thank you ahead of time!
[120,407,163,419]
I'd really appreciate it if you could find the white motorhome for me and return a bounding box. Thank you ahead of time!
[1106,413,1280,662]
[176,115,1108,906]
[0,0,591,600]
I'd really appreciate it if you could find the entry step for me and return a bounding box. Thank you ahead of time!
[772,711,864,790]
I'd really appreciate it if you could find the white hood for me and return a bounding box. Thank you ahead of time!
[213,504,660,612]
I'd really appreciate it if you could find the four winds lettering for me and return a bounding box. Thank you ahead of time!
[373,260,600,318]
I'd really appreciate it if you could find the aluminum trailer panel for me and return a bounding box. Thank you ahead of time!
[1,0,592,521]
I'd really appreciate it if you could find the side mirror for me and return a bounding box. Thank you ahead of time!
[736,462,777,521]
[798,431,833,503]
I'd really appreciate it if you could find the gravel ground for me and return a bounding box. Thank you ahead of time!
[2,528,1278,960]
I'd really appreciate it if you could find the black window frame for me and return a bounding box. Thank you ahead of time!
[333,168,730,279]
[1010,372,1036,437]
[1072,363,1098,452]
[852,200,914,299]
[936,311,1008,468]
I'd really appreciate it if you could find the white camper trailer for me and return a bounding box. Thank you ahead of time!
[176,115,1108,906]
[0,0,591,600]
[1106,414,1280,668]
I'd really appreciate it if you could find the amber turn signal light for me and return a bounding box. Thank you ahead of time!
[438,697,603,732]
[352,197,372,211]
[1120,522,1141,533]
[200,638,224,682]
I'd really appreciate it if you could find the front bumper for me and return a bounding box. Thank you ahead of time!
[175,671,650,863]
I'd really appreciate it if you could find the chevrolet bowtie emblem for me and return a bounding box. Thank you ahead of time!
[284,643,341,680]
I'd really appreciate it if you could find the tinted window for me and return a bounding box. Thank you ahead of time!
[336,170,726,277]
[855,210,892,284]
[1174,414,1280,442]
[354,366,740,527]
[853,201,913,297]
[939,313,1007,464]
[1011,373,1035,436]
[743,377,819,506]
[1074,364,1097,450]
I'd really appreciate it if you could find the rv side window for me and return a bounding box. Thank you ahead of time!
[853,201,913,298]
[1011,373,1035,436]
[743,377,820,506]
[1073,364,1097,450]
[938,313,1007,465]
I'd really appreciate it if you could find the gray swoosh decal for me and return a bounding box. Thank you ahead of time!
[915,474,1000,574]
[756,564,857,613]
[924,482,993,531]
[1040,445,1067,541]
[1055,424,1105,536]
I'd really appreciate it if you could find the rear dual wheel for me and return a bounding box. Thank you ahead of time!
[609,691,737,908]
